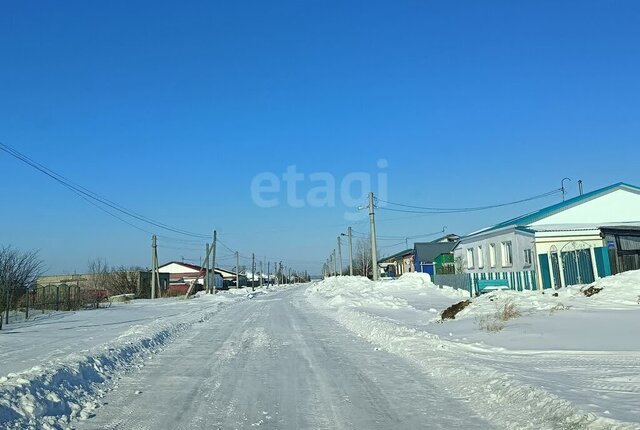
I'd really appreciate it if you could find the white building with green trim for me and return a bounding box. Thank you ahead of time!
[454,182,640,292]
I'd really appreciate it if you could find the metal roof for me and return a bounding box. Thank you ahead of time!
[467,182,640,239]
[413,241,458,263]
[378,248,414,264]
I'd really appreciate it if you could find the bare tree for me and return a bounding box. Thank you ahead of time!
[107,266,143,296]
[454,256,466,274]
[0,246,44,328]
[353,238,373,278]
[86,258,110,290]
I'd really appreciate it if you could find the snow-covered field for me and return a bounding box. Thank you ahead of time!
[306,271,640,428]
[0,290,249,429]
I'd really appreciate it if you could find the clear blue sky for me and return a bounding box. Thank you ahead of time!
[1,1,639,275]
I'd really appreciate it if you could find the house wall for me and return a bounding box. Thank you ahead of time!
[530,188,640,226]
[455,229,536,273]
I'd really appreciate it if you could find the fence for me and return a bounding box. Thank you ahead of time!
[0,284,110,330]
[433,270,537,297]
[432,273,473,297]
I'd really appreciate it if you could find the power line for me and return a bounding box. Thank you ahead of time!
[375,189,562,214]
[0,141,210,238]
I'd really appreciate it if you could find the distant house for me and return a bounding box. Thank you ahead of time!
[379,249,414,277]
[455,182,640,291]
[158,261,226,292]
[413,241,459,276]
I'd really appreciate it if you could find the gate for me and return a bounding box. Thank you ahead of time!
[560,241,595,286]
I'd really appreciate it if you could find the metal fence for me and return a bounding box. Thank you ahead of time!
[433,270,538,297]
[0,284,110,330]
[432,273,473,297]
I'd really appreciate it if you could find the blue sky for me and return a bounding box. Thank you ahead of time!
[1,1,639,274]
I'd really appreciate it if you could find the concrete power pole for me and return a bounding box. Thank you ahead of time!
[260,260,264,288]
[369,192,379,281]
[348,227,354,276]
[333,249,337,276]
[337,236,343,276]
[205,243,210,293]
[236,251,240,289]
[151,235,158,299]
[251,253,256,292]
[211,230,217,294]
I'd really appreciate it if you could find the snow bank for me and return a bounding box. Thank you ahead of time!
[307,275,640,428]
[0,294,244,429]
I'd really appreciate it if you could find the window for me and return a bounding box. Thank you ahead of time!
[524,249,533,266]
[501,241,513,266]
[466,248,475,269]
[489,244,496,268]
[477,246,484,268]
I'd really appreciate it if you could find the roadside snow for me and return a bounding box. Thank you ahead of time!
[0,292,247,428]
[306,272,640,428]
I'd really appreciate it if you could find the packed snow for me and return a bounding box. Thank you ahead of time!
[306,271,640,428]
[0,291,247,428]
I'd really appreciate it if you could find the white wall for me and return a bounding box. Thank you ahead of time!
[532,188,640,226]
[455,229,536,273]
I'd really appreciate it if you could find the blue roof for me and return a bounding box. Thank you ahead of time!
[469,182,640,237]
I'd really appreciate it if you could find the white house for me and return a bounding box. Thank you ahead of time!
[158,261,226,289]
[455,183,640,291]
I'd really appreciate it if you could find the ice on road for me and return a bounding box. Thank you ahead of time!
[83,288,489,429]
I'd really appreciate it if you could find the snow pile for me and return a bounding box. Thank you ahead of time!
[306,274,640,428]
[452,269,640,323]
[0,294,244,428]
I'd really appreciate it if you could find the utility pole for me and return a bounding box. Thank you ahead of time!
[288,267,292,284]
[203,243,211,292]
[205,243,210,293]
[337,236,343,276]
[347,227,353,276]
[211,230,217,293]
[267,261,271,287]
[333,249,337,276]
[251,253,256,291]
[260,261,264,288]
[151,235,158,299]
[236,251,240,289]
[369,192,379,281]
[279,262,283,286]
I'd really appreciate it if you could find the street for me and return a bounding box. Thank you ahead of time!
[82,287,490,429]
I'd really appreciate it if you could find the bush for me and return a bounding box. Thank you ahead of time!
[478,299,521,332]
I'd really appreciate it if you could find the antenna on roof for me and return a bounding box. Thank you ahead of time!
[561,178,572,202]
[578,180,584,196]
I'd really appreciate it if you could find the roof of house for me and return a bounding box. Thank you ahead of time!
[431,234,460,243]
[159,261,203,271]
[467,182,640,238]
[413,241,458,263]
[379,248,414,264]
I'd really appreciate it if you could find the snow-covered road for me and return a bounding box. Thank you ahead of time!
[82,288,489,429]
